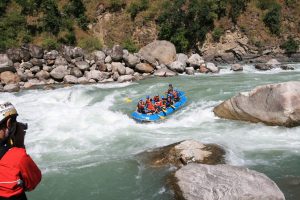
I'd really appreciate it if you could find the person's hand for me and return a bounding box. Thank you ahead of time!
[14,122,26,148]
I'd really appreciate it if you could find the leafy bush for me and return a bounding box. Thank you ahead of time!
[212,27,224,42]
[229,0,250,24]
[78,36,102,52]
[64,0,86,18]
[77,14,89,31]
[0,12,27,51]
[58,31,76,45]
[158,0,219,52]
[42,37,60,50]
[122,38,138,53]
[127,0,149,20]
[108,0,125,12]
[285,0,296,6]
[263,5,281,35]
[0,0,10,17]
[256,0,277,10]
[280,36,299,55]
[41,0,62,35]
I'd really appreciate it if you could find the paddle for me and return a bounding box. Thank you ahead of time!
[158,114,165,119]
[124,98,132,103]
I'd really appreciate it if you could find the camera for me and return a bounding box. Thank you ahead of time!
[17,122,28,130]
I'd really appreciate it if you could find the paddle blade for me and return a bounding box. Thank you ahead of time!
[125,98,132,103]
[158,115,165,119]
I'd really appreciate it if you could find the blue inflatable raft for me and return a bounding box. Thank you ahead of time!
[131,91,187,122]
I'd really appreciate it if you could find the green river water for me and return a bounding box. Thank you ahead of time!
[1,64,300,200]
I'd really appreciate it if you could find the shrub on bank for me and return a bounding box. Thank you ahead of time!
[281,36,299,56]
[78,36,102,52]
[263,5,281,35]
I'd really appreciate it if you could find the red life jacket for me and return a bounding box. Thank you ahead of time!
[137,102,144,109]
[155,101,162,107]
[0,147,42,198]
[146,102,155,111]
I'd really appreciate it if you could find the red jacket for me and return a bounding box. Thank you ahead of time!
[0,147,42,198]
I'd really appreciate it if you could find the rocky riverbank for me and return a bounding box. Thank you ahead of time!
[0,40,296,93]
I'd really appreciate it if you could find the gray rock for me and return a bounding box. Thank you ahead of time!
[117,75,133,83]
[6,48,22,62]
[176,53,188,67]
[231,64,243,71]
[111,45,123,61]
[0,54,15,73]
[55,56,68,66]
[187,54,204,68]
[50,65,68,80]
[36,70,50,80]
[77,77,89,84]
[266,59,281,66]
[174,163,285,200]
[44,50,59,60]
[3,83,19,92]
[125,67,134,75]
[185,67,195,75]
[105,55,112,63]
[24,70,34,79]
[63,46,84,59]
[29,45,44,59]
[75,61,90,71]
[280,65,294,70]
[112,62,126,75]
[99,78,114,83]
[153,68,177,77]
[112,71,119,81]
[93,51,106,62]
[135,63,154,73]
[96,62,107,72]
[30,58,43,67]
[255,63,273,70]
[124,54,140,68]
[138,40,176,66]
[213,81,300,127]
[64,75,78,84]
[168,61,185,73]
[70,67,83,78]
[85,70,110,81]
[106,64,112,72]
[206,62,219,73]
[30,66,40,74]
[42,65,52,72]
[20,62,33,70]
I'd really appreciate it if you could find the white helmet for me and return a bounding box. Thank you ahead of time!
[0,102,18,124]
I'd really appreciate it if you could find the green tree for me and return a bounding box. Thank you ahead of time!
[127,0,149,20]
[0,12,27,51]
[41,0,62,35]
[263,5,281,35]
[0,0,10,17]
[229,0,249,24]
[280,36,299,56]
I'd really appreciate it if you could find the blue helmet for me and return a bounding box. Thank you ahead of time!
[146,95,150,99]
[161,96,164,99]
[139,99,143,101]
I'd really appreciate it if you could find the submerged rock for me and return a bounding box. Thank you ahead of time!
[138,140,225,167]
[172,164,285,200]
[213,81,300,127]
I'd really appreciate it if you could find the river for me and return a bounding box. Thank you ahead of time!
[1,64,300,200]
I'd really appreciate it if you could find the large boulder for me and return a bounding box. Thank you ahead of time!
[176,53,188,67]
[0,54,15,73]
[206,62,219,73]
[153,68,177,77]
[0,72,20,84]
[44,50,59,60]
[29,44,44,59]
[75,61,90,71]
[139,140,225,167]
[187,54,204,68]
[63,75,78,84]
[3,83,20,92]
[117,75,133,83]
[173,164,285,200]
[110,45,123,61]
[135,63,154,73]
[36,70,50,80]
[168,61,185,73]
[63,46,84,59]
[85,70,110,81]
[185,67,195,75]
[213,81,300,127]
[124,53,140,68]
[231,63,243,71]
[50,65,68,80]
[255,63,273,70]
[138,40,176,66]
[92,51,106,62]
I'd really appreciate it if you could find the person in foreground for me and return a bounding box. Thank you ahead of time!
[0,102,41,200]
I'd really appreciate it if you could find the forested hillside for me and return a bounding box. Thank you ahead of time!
[0,0,299,54]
